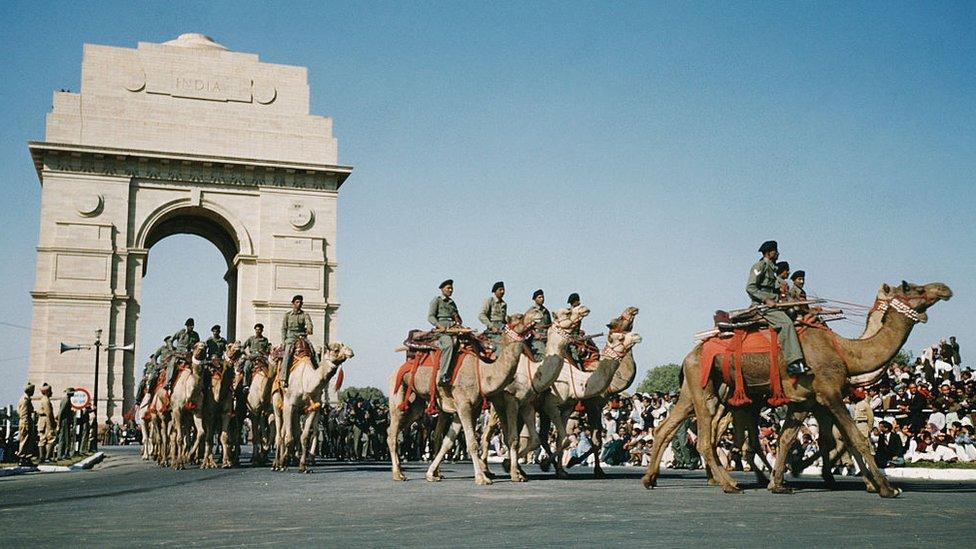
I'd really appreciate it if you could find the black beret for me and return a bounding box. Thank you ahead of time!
[254,323,264,329]
[211,325,221,332]
[775,261,790,274]
[439,279,453,289]
[790,270,805,281]
[758,240,778,253]
[291,295,304,302]
[532,289,544,299]
[185,318,194,326]
[568,292,580,304]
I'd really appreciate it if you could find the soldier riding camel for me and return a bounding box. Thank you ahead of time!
[280,294,317,389]
[748,240,807,375]
[428,279,462,388]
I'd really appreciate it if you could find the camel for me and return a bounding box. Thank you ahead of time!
[387,311,540,484]
[202,343,242,469]
[641,281,952,498]
[246,353,278,465]
[536,327,643,478]
[144,351,196,466]
[479,305,591,481]
[169,342,207,470]
[137,391,153,460]
[272,341,354,472]
[708,284,896,488]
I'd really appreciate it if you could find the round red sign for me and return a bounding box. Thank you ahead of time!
[70,387,92,410]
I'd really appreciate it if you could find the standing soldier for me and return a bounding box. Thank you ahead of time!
[166,319,200,390]
[55,387,76,460]
[747,240,807,375]
[16,383,36,465]
[428,279,462,387]
[36,383,56,462]
[478,281,507,344]
[527,289,552,360]
[241,323,271,389]
[205,324,228,360]
[280,295,316,389]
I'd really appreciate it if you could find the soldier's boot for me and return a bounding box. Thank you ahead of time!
[786,360,809,375]
[436,354,452,388]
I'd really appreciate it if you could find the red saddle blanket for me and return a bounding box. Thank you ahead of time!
[699,328,789,407]
[393,348,480,415]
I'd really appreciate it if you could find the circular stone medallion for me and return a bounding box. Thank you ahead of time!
[77,194,104,217]
[288,202,314,230]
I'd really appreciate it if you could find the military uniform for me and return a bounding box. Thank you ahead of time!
[166,326,200,388]
[36,388,55,462]
[747,256,803,367]
[206,334,228,360]
[54,392,75,460]
[16,389,36,463]
[281,309,317,386]
[428,294,461,385]
[527,303,552,360]
[241,334,271,385]
[151,339,172,363]
[478,295,507,344]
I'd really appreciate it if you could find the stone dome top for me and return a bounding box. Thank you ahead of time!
[162,33,229,51]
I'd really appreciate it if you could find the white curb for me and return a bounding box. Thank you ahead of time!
[1,452,104,476]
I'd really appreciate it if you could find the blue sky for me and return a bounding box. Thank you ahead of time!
[1,2,973,405]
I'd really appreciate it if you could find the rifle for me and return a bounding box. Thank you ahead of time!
[729,299,826,320]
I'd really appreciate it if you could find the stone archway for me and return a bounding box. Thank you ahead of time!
[25,34,353,420]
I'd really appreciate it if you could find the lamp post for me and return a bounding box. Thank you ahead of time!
[60,330,134,452]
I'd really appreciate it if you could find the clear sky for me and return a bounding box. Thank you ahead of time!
[1,2,973,405]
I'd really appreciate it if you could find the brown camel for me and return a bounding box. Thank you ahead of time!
[641,281,951,498]
[169,342,207,470]
[480,304,591,481]
[246,352,277,465]
[144,348,201,466]
[387,311,540,484]
[272,341,354,472]
[202,343,242,469]
[536,327,643,478]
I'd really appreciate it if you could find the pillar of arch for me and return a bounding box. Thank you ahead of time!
[25,34,352,420]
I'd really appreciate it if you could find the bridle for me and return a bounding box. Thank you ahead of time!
[874,296,924,323]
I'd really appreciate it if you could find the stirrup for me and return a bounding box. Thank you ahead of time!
[786,361,808,375]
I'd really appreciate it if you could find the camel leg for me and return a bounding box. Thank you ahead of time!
[690,385,740,493]
[426,416,462,482]
[299,409,318,473]
[769,409,805,493]
[540,397,570,479]
[429,413,451,479]
[585,402,608,479]
[171,413,184,470]
[739,406,770,486]
[194,411,212,469]
[220,413,233,468]
[498,396,525,482]
[642,387,694,489]
[456,402,491,486]
[479,406,499,464]
[388,402,407,481]
[816,394,897,497]
[517,403,541,461]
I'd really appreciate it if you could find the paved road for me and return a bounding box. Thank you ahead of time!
[2,447,974,547]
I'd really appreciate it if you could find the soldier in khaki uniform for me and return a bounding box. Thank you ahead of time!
[479,281,507,345]
[36,383,56,462]
[16,383,36,465]
[428,279,462,387]
[280,295,316,389]
[166,318,200,390]
[54,387,76,460]
[527,289,552,360]
[241,323,271,389]
[205,325,228,360]
[747,240,806,374]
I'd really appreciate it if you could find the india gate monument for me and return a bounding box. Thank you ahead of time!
[26,33,352,421]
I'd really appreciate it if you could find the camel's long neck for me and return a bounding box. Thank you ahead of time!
[584,356,623,396]
[858,306,886,340]
[605,351,636,394]
[835,310,915,377]
[536,329,575,387]
[482,336,526,393]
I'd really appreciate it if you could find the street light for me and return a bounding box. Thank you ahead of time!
[60,330,134,451]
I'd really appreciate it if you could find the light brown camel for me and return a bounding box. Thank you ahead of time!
[145,350,198,466]
[480,304,591,481]
[137,391,153,461]
[169,342,207,470]
[536,328,643,478]
[272,341,354,472]
[641,281,951,498]
[202,343,242,469]
[387,312,540,484]
[708,284,896,488]
[246,352,277,465]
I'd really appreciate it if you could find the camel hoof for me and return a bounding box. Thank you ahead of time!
[425,474,441,483]
[707,477,720,486]
[641,474,657,489]
[511,474,527,483]
[722,485,743,494]
[392,473,407,482]
[475,476,493,486]
[879,487,902,498]
[768,484,794,495]
[222,463,232,469]
[865,483,878,493]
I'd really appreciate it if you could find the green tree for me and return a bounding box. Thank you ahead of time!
[338,386,387,406]
[637,363,681,394]
[891,349,913,367]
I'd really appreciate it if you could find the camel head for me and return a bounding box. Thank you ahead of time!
[603,331,643,358]
[324,342,355,365]
[191,341,207,359]
[883,281,952,324]
[507,312,537,335]
[224,341,243,363]
[554,304,590,330]
[607,306,639,332]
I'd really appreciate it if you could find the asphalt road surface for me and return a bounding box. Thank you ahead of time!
[2,446,974,547]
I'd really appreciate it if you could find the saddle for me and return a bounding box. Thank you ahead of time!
[565,336,601,371]
[402,329,495,363]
